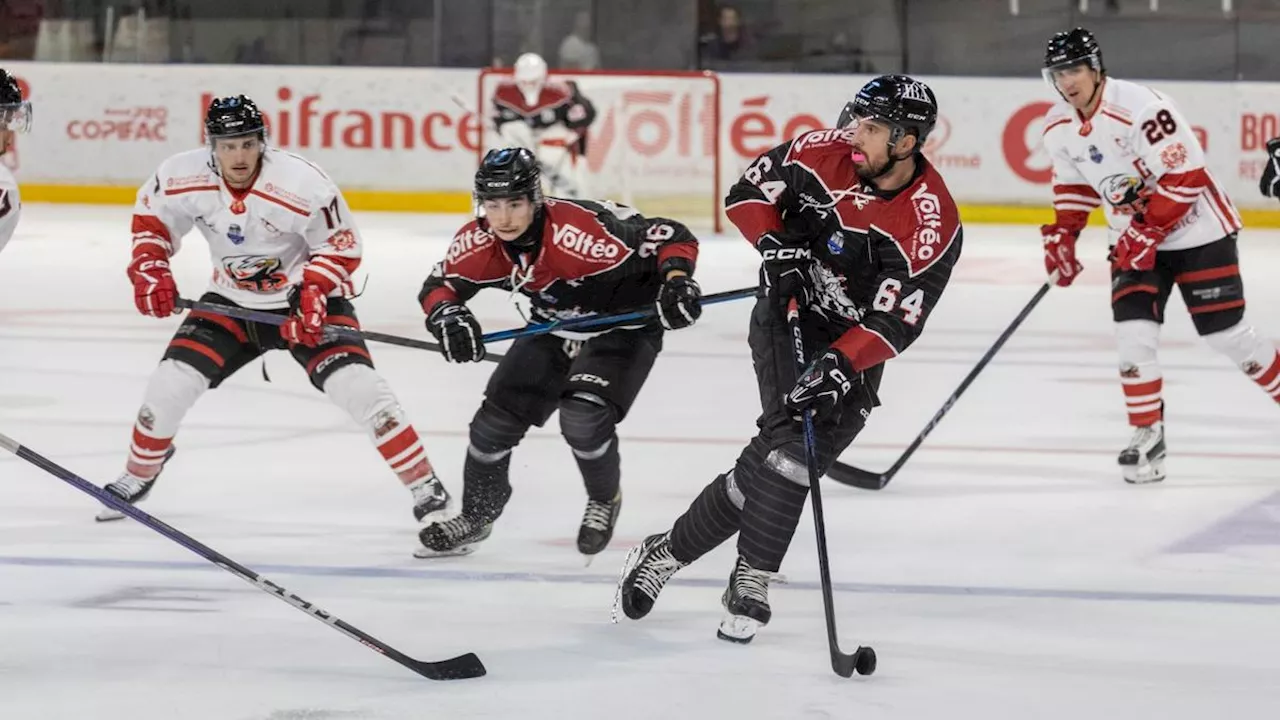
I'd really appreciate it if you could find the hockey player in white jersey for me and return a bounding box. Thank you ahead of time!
[0,68,32,254]
[489,52,596,198]
[98,95,453,532]
[1039,28,1280,484]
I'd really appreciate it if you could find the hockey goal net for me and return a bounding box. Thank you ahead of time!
[477,68,723,232]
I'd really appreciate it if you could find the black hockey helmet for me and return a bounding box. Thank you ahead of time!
[0,68,32,134]
[205,95,266,142]
[1043,28,1105,78]
[474,147,543,205]
[837,74,937,150]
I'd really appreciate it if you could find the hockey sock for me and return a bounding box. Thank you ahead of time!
[559,395,620,502]
[736,459,809,574]
[324,365,436,485]
[459,400,528,523]
[1116,320,1163,426]
[1201,322,1280,405]
[669,471,743,565]
[126,359,208,478]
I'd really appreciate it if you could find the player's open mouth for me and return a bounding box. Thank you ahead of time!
[851,151,867,163]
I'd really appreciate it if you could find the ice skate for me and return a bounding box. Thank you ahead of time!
[409,474,453,522]
[612,532,686,622]
[95,446,176,522]
[1118,421,1166,484]
[414,515,492,558]
[716,555,773,644]
[577,490,621,564]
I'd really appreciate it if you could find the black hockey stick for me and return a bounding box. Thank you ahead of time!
[785,300,876,678]
[0,431,486,681]
[826,279,1056,491]
[175,297,506,363]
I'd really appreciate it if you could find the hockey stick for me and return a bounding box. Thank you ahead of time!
[480,286,758,342]
[785,300,876,678]
[0,431,485,681]
[825,278,1056,491]
[174,297,506,363]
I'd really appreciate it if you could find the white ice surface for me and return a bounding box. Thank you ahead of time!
[2,204,1279,719]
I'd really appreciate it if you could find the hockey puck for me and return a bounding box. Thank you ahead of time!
[854,646,876,676]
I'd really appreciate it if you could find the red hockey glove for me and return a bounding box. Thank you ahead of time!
[1111,221,1166,273]
[1040,224,1083,287]
[127,253,178,317]
[281,284,328,347]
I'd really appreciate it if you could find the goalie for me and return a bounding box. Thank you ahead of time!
[489,52,597,198]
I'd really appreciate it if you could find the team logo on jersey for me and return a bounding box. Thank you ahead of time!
[1161,142,1188,170]
[446,227,495,263]
[326,229,356,252]
[1088,145,1103,163]
[1099,174,1149,214]
[222,255,290,292]
[826,232,845,255]
[227,223,245,245]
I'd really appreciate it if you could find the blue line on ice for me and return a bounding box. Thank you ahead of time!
[0,555,1276,607]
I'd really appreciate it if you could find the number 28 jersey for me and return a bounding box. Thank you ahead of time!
[1043,77,1241,251]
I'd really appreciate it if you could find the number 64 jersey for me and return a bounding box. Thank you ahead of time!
[1043,77,1241,250]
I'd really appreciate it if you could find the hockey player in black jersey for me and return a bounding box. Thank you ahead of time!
[615,75,963,643]
[415,147,702,561]
[1261,136,1280,200]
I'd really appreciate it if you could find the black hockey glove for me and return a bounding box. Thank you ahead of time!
[426,301,486,363]
[785,349,857,420]
[758,231,816,314]
[655,273,702,330]
[1260,136,1280,199]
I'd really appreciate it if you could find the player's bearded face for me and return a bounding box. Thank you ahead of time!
[1051,65,1099,110]
[847,117,896,178]
[483,197,536,241]
[213,136,263,187]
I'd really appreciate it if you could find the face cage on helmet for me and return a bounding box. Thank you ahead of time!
[0,101,33,133]
[1042,55,1103,94]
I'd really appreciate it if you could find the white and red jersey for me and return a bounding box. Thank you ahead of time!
[1043,77,1241,251]
[490,80,596,141]
[0,162,20,255]
[131,146,361,309]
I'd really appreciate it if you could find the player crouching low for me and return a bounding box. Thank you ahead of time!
[97,95,452,531]
[414,147,702,561]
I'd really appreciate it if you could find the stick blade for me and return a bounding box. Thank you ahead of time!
[825,462,887,490]
[410,652,487,681]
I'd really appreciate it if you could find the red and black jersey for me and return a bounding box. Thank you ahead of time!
[419,198,698,325]
[725,128,963,371]
[491,80,597,135]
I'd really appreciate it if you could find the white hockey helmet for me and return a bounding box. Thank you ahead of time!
[513,52,548,106]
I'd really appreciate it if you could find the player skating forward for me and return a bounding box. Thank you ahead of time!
[0,68,32,254]
[489,52,596,198]
[1260,136,1279,201]
[1038,28,1279,484]
[415,147,702,560]
[97,95,452,529]
[616,75,962,643]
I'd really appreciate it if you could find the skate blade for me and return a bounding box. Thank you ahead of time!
[95,507,126,522]
[412,544,479,559]
[716,614,761,644]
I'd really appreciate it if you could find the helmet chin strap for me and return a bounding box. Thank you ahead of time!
[859,135,914,182]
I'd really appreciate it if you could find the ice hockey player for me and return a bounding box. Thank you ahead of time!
[1260,136,1279,200]
[414,147,702,561]
[1038,28,1279,484]
[0,68,32,255]
[489,52,596,198]
[97,95,453,531]
[615,75,961,643]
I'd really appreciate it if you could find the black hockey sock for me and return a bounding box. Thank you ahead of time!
[573,437,620,502]
[737,460,809,574]
[461,451,513,524]
[669,471,743,565]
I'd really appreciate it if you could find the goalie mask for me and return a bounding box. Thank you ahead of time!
[513,53,548,107]
[0,68,32,136]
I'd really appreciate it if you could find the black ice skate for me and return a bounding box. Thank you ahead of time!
[95,446,176,522]
[612,532,687,622]
[716,555,773,644]
[409,475,453,522]
[1119,421,1166,484]
[577,490,622,562]
[414,515,492,558]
